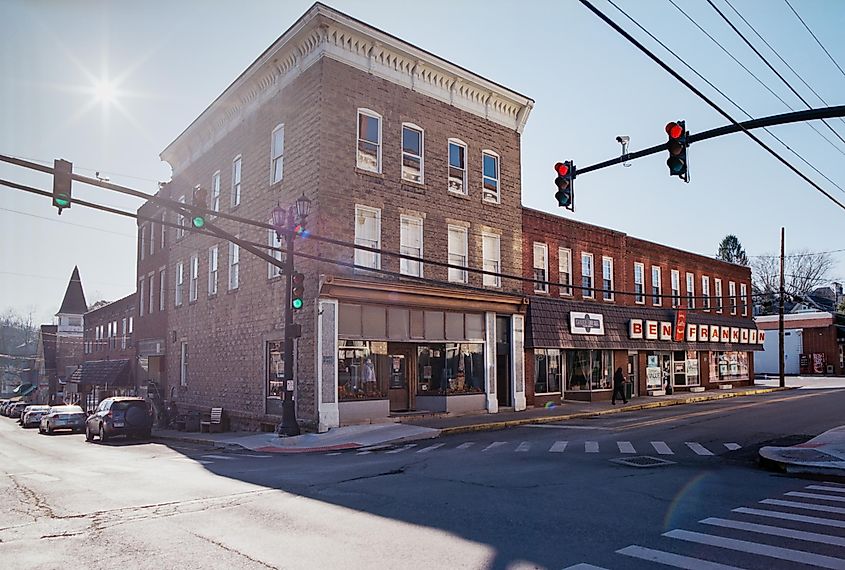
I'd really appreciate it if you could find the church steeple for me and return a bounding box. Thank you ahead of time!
[56,266,87,336]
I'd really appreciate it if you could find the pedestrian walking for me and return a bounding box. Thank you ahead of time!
[612,367,628,405]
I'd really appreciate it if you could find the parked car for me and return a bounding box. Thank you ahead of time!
[86,397,153,442]
[8,402,30,419]
[0,400,16,416]
[21,405,51,428]
[0,399,9,415]
[39,405,86,434]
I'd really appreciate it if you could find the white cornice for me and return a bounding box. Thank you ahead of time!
[161,3,534,174]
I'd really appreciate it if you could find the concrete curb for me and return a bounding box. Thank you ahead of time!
[437,386,794,436]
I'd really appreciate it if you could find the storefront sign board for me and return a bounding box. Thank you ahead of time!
[710,325,720,343]
[720,327,730,343]
[570,312,605,335]
[660,322,673,341]
[699,324,709,341]
[750,329,758,344]
[730,328,740,343]
[629,319,643,339]
[758,330,766,344]
[686,323,698,342]
[645,320,658,340]
[740,328,749,343]
[674,309,687,342]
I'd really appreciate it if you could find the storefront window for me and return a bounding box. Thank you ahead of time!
[534,349,562,394]
[565,350,612,391]
[267,340,285,399]
[715,351,749,380]
[672,350,700,386]
[418,343,484,395]
[338,341,389,400]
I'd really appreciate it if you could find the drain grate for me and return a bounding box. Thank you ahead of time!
[611,455,676,468]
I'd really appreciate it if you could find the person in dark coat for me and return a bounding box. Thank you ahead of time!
[612,367,628,405]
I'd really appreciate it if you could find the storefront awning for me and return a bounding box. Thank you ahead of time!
[12,383,36,396]
[69,359,133,386]
[527,297,762,351]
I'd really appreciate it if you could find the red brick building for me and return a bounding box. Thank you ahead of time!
[522,208,761,404]
[755,312,845,376]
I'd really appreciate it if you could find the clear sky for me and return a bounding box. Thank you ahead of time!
[1,0,843,324]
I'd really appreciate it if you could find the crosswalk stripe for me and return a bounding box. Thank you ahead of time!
[761,498,845,515]
[724,443,741,451]
[651,441,673,455]
[385,444,417,454]
[617,545,742,569]
[456,442,475,450]
[807,485,845,494]
[516,442,530,452]
[701,517,845,547]
[325,452,342,456]
[417,443,444,454]
[664,528,845,569]
[685,442,714,456]
[356,450,372,455]
[549,441,568,453]
[561,564,610,570]
[786,491,845,503]
[585,441,599,453]
[733,506,845,529]
[482,441,506,452]
[617,441,635,454]
[201,455,234,460]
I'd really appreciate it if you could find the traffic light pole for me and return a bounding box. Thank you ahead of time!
[280,214,301,436]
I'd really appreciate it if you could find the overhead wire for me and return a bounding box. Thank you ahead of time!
[783,0,845,80]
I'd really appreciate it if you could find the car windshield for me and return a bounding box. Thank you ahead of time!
[50,406,83,414]
[114,401,147,411]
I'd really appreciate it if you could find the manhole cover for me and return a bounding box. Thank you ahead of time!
[776,449,841,463]
[611,455,676,468]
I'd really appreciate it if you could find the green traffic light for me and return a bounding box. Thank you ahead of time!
[292,298,303,309]
[192,216,205,228]
[54,195,70,208]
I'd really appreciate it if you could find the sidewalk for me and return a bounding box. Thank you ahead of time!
[760,426,845,476]
[153,383,792,453]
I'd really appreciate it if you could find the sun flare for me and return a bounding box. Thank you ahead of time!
[93,79,118,104]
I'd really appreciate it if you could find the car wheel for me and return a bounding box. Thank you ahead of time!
[38,426,43,434]
[99,424,108,443]
[46,425,53,435]
[85,425,94,442]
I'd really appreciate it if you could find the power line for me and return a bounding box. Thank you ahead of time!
[578,0,845,213]
[0,207,136,238]
[783,0,845,80]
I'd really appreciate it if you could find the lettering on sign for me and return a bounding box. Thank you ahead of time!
[730,327,740,343]
[674,309,687,342]
[740,328,749,343]
[645,320,659,340]
[686,323,698,342]
[699,324,709,342]
[750,329,758,344]
[570,312,605,335]
[660,322,673,341]
[629,319,643,339]
[758,330,766,344]
[720,327,730,343]
[710,325,720,343]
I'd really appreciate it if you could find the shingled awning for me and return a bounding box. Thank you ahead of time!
[69,359,132,386]
[527,296,762,352]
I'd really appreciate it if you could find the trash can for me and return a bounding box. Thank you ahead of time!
[625,381,633,401]
[185,411,201,432]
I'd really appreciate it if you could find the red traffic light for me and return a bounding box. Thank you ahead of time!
[554,162,569,176]
[665,122,683,140]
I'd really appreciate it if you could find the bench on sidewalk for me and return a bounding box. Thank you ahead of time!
[200,408,225,433]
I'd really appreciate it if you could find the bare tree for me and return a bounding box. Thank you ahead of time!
[751,249,834,301]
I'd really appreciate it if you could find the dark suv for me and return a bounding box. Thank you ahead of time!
[85,397,153,442]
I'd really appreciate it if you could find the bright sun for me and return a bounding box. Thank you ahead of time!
[93,79,117,104]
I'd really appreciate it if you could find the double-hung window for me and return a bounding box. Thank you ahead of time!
[354,206,381,270]
[448,225,468,284]
[140,225,146,260]
[400,215,423,277]
[175,261,184,307]
[741,283,748,316]
[228,239,239,290]
[602,256,614,301]
[271,124,284,183]
[702,276,711,310]
[652,266,662,306]
[482,151,500,203]
[671,269,680,307]
[176,196,186,239]
[211,171,221,214]
[159,269,166,311]
[139,279,145,316]
[160,213,166,247]
[633,262,644,304]
[729,281,737,315]
[448,139,467,195]
[401,124,423,183]
[559,248,572,296]
[686,272,695,309]
[482,233,501,288]
[189,254,199,302]
[268,228,283,279]
[208,246,218,296]
[357,109,381,173]
[533,243,549,293]
[581,253,594,298]
[149,223,155,256]
[231,156,242,207]
[148,275,154,314]
[715,278,723,313]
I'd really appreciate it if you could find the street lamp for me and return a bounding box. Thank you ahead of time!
[270,193,311,436]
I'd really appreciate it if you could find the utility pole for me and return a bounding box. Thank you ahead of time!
[280,207,301,436]
[779,227,785,388]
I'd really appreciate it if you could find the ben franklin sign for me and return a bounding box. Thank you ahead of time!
[570,312,605,335]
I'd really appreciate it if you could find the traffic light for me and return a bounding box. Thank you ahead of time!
[52,159,72,214]
[291,272,305,310]
[554,161,576,211]
[665,121,689,182]
[191,186,208,228]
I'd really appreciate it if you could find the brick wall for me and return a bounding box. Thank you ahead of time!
[83,293,137,362]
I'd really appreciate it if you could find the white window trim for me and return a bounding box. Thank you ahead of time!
[447,138,468,196]
[271,124,284,184]
[447,224,469,284]
[741,283,748,316]
[189,254,199,302]
[160,213,167,248]
[148,273,155,314]
[138,279,145,317]
[559,247,572,296]
[354,205,382,270]
[139,224,146,260]
[671,269,680,308]
[400,214,424,278]
[482,232,501,288]
[356,108,382,173]
[175,261,184,307]
[231,155,242,208]
[482,150,500,204]
[651,265,662,306]
[533,242,549,294]
[176,196,186,239]
[702,275,711,311]
[582,252,594,299]
[208,246,219,296]
[159,268,166,312]
[686,272,695,309]
[229,239,240,290]
[602,256,614,301]
[633,262,645,304]
[715,278,724,313]
[729,281,737,315]
[401,123,424,184]
[149,222,155,256]
[268,228,283,279]
[211,171,221,214]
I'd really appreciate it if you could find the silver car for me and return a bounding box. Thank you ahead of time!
[39,405,86,435]
[21,405,51,428]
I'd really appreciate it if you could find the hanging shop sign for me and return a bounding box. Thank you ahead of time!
[628,319,760,346]
[674,309,687,342]
[570,312,605,335]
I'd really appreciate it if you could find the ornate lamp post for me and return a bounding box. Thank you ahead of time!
[270,193,311,436]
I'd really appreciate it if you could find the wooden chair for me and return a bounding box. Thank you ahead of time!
[199,408,224,433]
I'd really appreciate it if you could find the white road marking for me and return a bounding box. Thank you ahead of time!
[19,473,60,482]
[201,455,234,460]
[325,452,342,456]
[385,444,417,454]
[455,442,475,450]
[761,499,845,515]
[664,528,845,569]
[482,441,507,452]
[807,485,845,494]
[515,442,531,452]
[561,564,611,570]
[724,443,741,451]
[617,545,742,569]
[585,441,599,453]
[786,491,845,503]
[617,441,636,454]
[651,441,673,455]
[549,441,568,453]
[238,454,273,458]
[528,424,614,430]
[416,443,444,454]
[701,517,845,547]
[685,442,714,456]
[733,506,845,529]
[356,450,372,455]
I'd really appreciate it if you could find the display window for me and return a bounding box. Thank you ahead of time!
[565,349,612,391]
[417,343,484,395]
[713,351,749,380]
[534,349,562,394]
[338,341,389,401]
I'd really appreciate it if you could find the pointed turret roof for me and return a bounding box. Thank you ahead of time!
[56,266,88,315]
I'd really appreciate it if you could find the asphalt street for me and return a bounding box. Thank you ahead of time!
[3,389,845,569]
